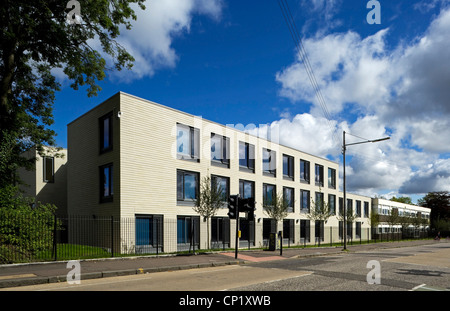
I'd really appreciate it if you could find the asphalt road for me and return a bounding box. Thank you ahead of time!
[3,242,449,292]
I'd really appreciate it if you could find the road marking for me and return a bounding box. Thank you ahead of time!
[411,284,450,291]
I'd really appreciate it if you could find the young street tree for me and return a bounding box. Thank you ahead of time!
[263,191,289,234]
[193,176,225,249]
[307,194,333,245]
[0,0,145,189]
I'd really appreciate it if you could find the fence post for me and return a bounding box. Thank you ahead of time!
[53,214,58,261]
[111,216,114,257]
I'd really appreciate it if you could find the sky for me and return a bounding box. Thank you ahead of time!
[52,0,450,202]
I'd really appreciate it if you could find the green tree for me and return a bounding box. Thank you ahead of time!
[193,176,225,249]
[263,191,289,233]
[418,191,450,231]
[307,194,332,245]
[0,0,145,188]
[390,196,414,205]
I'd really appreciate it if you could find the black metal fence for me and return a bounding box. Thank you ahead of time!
[0,213,433,264]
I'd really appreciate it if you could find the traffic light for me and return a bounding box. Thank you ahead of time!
[227,195,239,219]
[240,197,256,221]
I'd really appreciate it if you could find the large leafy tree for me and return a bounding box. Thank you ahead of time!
[418,191,450,232]
[0,0,145,187]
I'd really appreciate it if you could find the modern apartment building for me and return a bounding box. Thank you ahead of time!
[67,91,373,253]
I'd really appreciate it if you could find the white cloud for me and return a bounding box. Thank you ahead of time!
[109,0,223,81]
[274,7,450,195]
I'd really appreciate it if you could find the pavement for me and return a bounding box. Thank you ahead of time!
[0,239,444,289]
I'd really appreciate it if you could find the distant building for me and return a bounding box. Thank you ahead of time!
[372,198,430,238]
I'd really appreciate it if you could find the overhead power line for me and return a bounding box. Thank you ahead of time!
[276,0,340,147]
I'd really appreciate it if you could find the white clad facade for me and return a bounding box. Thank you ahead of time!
[68,92,372,253]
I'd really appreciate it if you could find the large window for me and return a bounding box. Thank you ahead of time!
[300,159,310,183]
[212,175,229,203]
[100,163,113,202]
[263,183,276,206]
[283,187,294,213]
[300,190,310,213]
[176,123,200,161]
[43,156,54,183]
[356,200,362,217]
[315,192,324,210]
[211,133,230,167]
[364,202,370,218]
[328,194,336,215]
[177,216,200,251]
[262,148,276,177]
[315,164,324,187]
[99,112,113,153]
[328,167,336,189]
[177,170,199,203]
[239,179,254,199]
[283,154,294,180]
[239,142,255,172]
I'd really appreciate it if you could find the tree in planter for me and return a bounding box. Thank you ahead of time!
[337,206,357,243]
[307,194,333,246]
[263,191,289,251]
[193,176,225,250]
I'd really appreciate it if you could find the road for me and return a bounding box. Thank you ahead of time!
[2,242,449,292]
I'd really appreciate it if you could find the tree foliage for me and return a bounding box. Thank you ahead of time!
[263,191,289,230]
[0,0,145,187]
[193,176,225,248]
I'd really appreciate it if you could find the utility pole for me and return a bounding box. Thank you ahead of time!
[342,131,390,250]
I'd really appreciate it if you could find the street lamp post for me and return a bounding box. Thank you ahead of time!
[342,131,390,250]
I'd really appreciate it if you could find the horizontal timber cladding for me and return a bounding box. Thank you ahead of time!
[67,92,374,252]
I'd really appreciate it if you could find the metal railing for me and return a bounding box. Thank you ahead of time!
[0,213,433,264]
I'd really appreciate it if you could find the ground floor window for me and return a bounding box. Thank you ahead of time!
[300,220,310,243]
[211,217,230,249]
[177,216,200,251]
[135,214,163,253]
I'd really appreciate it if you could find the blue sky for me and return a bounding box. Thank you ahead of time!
[52,0,450,201]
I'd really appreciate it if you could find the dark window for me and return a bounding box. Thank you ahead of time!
[177,170,199,202]
[364,202,370,218]
[43,157,54,183]
[328,167,336,189]
[328,194,336,215]
[177,216,200,251]
[239,179,255,199]
[300,220,310,243]
[212,175,229,203]
[300,159,310,183]
[100,163,113,202]
[262,148,276,177]
[283,154,294,180]
[283,187,294,213]
[263,183,276,206]
[356,200,362,217]
[99,112,113,153]
[315,164,324,187]
[211,133,230,167]
[315,192,324,211]
[301,190,310,213]
[239,142,255,172]
[176,123,200,161]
